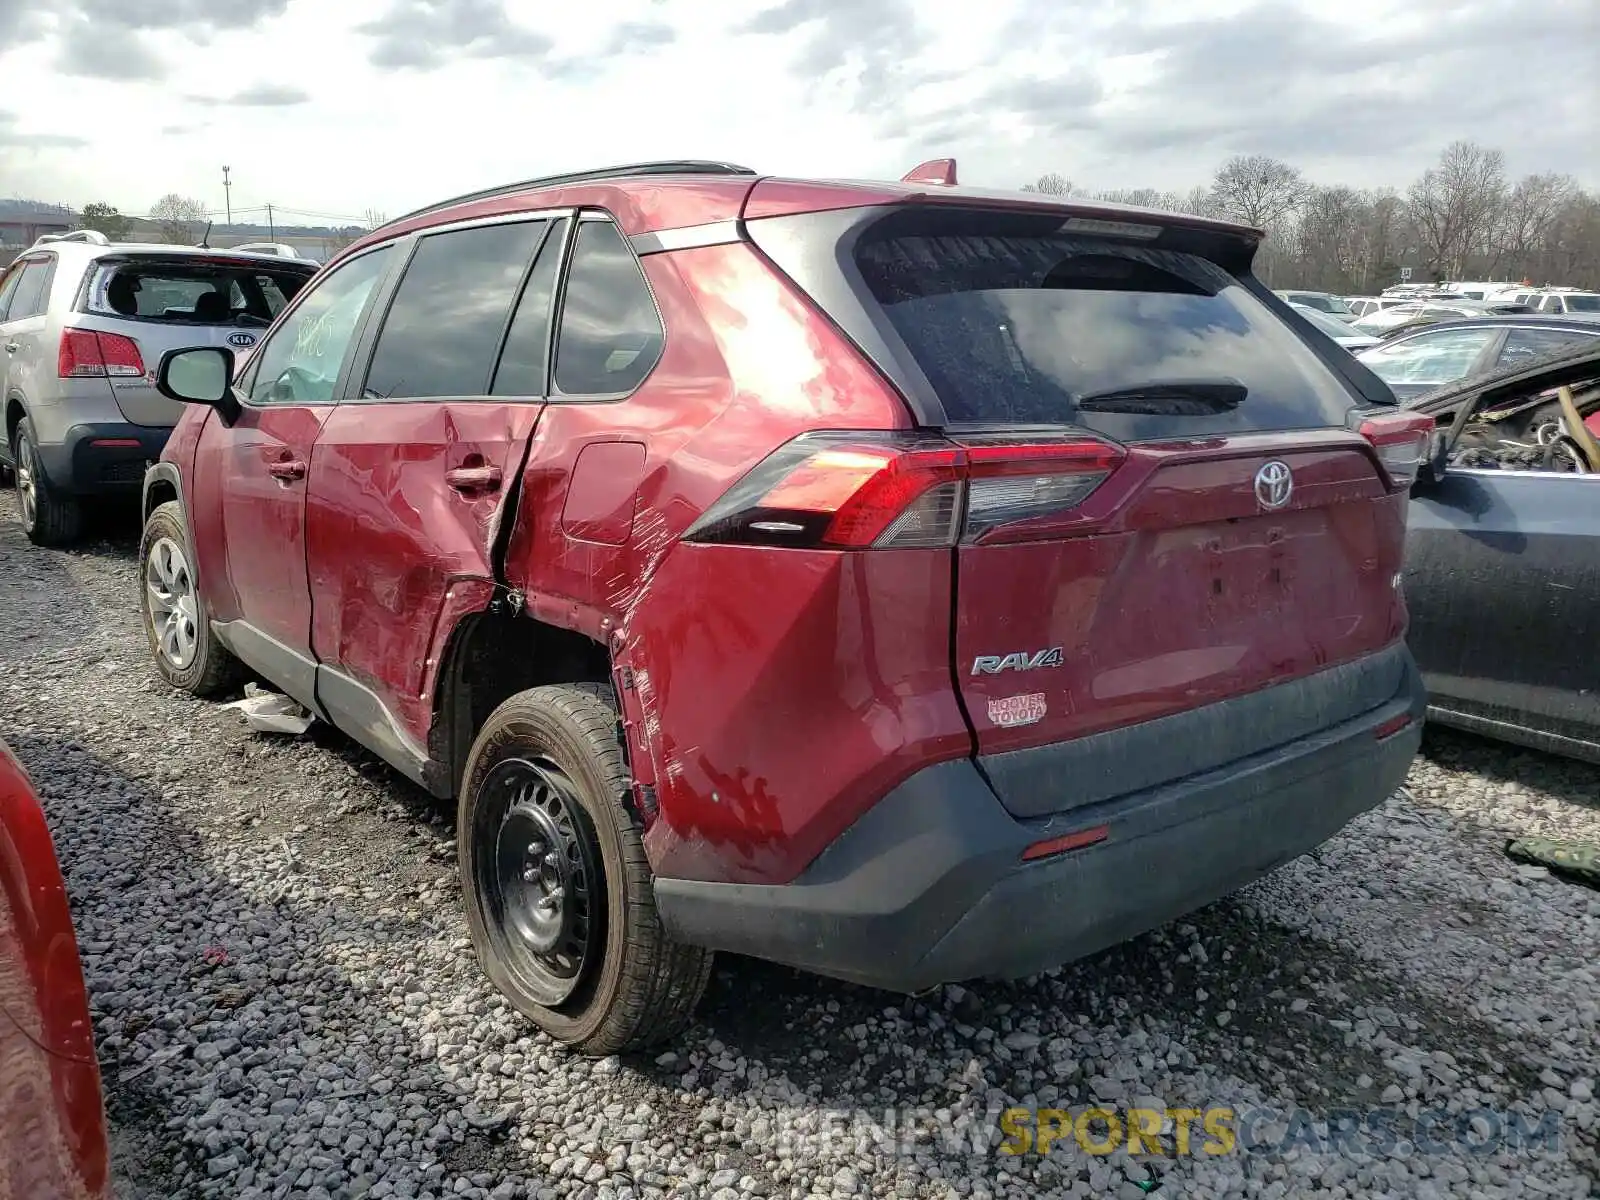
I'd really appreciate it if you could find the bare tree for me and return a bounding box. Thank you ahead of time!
[1404,141,1507,280]
[1207,155,1309,229]
[363,207,388,228]
[149,193,208,244]
[1498,172,1578,278]
[1019,172,1072,196]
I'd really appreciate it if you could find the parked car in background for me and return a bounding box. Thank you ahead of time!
[1530,290,1600,315]
[1356,315,1600,401]
[1403,342,1600,763]
[1351,299,1534,338]
[1274,289,1356,320]
[138,157,1427,1053]
[0,736,110,1200]
[0,230,316,545]
[1291,302,1380,350]
[1346,295,1413,319]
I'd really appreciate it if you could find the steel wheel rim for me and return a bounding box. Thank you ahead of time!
[145,536,199,670]
[473,756,602,1007]
[14,436,36,529]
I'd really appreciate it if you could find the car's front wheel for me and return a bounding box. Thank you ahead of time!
[12,418,82,546]
[459,684,711,1054]
[139,501,241,695]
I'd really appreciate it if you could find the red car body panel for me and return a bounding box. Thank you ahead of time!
[308,402,543,743]
[624,544,973,884]
[0,743,109,1200]
[501,241,910,639]
[955,433,1409,757]
[190,404,327,639]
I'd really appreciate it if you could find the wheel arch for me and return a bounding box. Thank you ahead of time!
[426,604,616,798]
[142,461,183,523]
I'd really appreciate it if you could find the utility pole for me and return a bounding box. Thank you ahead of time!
[222,166,232,227]
[266,203,275,241]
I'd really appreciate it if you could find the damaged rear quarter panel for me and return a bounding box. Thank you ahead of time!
[504,241,944,885]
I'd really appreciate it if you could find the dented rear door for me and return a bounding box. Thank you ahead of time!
[304,217,566,747]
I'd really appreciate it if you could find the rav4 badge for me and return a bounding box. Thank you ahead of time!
[971,647,1065,675]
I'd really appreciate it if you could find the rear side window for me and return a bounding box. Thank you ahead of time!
[855,226,1362,440]
[1564,294,1600,313]
[1497,326,1597,368]
[363,219,546,399]
[553,220,663,397]
[86,259,311,326]
[492,219,567,397]
[4,258,53,321]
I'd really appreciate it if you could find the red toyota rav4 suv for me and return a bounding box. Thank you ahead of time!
[140,159,1429,1054]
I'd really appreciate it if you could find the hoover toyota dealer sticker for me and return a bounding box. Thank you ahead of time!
[988,692,1047,728]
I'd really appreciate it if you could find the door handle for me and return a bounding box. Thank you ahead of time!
[445,463,502,492]
[267,459,306,481]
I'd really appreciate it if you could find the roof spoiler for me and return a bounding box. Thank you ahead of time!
[901,158,958,186]
[33,229,109,248]
[229,242,302,258]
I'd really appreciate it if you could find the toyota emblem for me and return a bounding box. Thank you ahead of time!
[1253,460,1294,510]
[226,332,257,348]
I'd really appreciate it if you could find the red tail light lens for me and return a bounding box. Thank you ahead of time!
[1357,410,1435,489]
[58,329,145,379]
[684,432,1124,549]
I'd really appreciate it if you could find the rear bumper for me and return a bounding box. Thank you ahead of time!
[32,423,171,496]
[655,650,1425,992]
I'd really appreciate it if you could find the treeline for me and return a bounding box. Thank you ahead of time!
[1022,141,1600,293]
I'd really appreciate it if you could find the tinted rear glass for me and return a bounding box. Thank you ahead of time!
[87,258,311,326]
[856,228,1362,440]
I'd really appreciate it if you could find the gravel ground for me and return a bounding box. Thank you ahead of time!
[1,491,1596,1200]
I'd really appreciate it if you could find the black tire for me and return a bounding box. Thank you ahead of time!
[12,417,82,546]
[459,683,711,1055]
[138,501,241,696]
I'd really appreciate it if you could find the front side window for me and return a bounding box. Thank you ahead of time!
[1358,327,1498,389]
[553,220,664,397]
[362,220,547,400]
[247,247,392,406]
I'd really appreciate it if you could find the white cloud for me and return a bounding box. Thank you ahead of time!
[0,0,1594,222]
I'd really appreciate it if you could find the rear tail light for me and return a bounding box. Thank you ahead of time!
[58,329,146,379]
[1356,410,1435,489]
[683,432,1125,549]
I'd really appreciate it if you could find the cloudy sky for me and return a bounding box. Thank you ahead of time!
[1,0,1595,223]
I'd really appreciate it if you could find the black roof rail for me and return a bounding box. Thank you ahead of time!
[377,160,759,232]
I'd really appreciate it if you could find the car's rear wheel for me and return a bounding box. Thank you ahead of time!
[139,501,241,696]
[12,418,82,546]
[459,684,711,1054]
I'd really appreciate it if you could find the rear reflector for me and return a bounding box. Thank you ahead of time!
[1372,712,1415,740]
[1356,410,1435,489]
[59,329,145,380]
[683,432,1125,549]
[90,438,141,448]
[1022,825,1110,861]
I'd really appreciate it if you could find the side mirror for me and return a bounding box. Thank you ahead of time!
[157,347,240,424]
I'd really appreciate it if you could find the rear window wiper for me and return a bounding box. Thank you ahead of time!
[1074,380,1247,416]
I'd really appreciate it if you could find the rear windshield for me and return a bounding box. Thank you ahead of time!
[85,258,311,327]
[855,228,1364,440]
